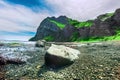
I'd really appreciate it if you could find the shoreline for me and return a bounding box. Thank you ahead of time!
[1,40,120,79]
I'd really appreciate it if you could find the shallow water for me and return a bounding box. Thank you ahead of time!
[0,40,46,79]
[0,41,38,60]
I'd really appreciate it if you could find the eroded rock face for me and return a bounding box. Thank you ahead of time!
[50,16,69,24]
[57,25,78,41]
[30,18,60,41]
[45,44,80,68]
[30,16,69,41]
[78,27,90,38]
[113,8,120,26]
[30,8,120,42]
[89,21,115,37]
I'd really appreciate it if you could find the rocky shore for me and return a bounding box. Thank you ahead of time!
[0,41,120,80]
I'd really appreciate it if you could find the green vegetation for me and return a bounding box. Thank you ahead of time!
[71,29,120,42]
[46,16,120,42]
[68,19,93,28]
[104,29,120,40]
[49,19,65,29]
[76,21,93,28]
[49,18,93,29]
[76,36,105,42]
[99,13,114,21]
[70,32,79,41]
[79,36,119,42]
[44,36,55,41]
[49,17,93,29]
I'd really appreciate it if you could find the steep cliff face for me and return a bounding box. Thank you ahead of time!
[58,25,78,42]
[30,8,120,42]
[112,8,120,26]
[89,8,120,38]
[89,19,115,37]
[30,18,60,41]
[29,16,68,41]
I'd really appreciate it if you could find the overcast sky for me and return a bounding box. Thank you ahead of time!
[0,0,120,41]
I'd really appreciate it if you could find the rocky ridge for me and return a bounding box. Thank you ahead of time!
[30,8,120,42]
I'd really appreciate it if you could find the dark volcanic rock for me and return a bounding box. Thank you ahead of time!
[112,8,120,26]
[50,16,69,24]
[89,20,115,37]
[0,56,7,65]
[30,18,61,41]
[30,16,69,41]
[78,27,90,38]
[29,16,79,42]
[0,55,26,65]
[57,25,78,41]
[7,58,26,64]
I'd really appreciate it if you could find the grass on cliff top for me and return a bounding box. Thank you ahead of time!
[49,19,65,29]
[99,13,114,21]
[49,18,93,29]
[68,19,93,28]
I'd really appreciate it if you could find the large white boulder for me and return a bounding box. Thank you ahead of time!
[45,44,80,68]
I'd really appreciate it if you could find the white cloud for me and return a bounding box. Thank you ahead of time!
[45,0,120,21]
[0,0,51,41]
[0,0,51,32]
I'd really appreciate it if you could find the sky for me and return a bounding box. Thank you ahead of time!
[0,0,120,41]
